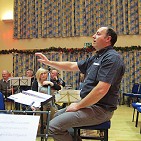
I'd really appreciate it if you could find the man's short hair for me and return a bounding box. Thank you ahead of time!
[106,27,117,46]
[26,69,34,75]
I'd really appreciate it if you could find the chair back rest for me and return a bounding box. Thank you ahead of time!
[0,92,5,110]
[137,84,141,94]
[132,83,139,93]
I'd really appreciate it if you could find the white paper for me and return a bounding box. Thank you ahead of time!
[0,114,40,141]
[8,90,52,107]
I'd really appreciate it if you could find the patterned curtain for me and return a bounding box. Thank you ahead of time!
[115,0,139,35]
[13,53,35,77]
[139,0,141,34]
[61,0,74,37]
[13,49,141,96]
[119,50,141,94]
[128,0,139,34]
[62,51,94,89]
[14,0,141,39]
[35,52,60,71]
[115,1,124,34]
[13,51,94,90]
[14,0,75,38]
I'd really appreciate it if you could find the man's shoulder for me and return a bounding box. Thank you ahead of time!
[105,49,122,58]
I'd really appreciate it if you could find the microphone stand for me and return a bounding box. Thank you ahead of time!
[47,67,51,96]
[40,66,51,141]
[47,67,55,106]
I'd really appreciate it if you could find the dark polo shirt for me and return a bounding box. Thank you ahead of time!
[77,46,125,111]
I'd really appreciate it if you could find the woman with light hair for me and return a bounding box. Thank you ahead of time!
[31,68,61,131]
[32,67,61,93]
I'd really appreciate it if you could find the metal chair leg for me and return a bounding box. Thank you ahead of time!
[135,111,139,127]
[132,108,135,122]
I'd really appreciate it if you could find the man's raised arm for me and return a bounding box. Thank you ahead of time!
[35,53,79,71]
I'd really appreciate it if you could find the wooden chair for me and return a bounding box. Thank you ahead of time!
[73,121,111,141]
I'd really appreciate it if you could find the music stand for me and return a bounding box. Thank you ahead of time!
[9,77,31,110]
[10,77,31,88]
[55,90,81,105]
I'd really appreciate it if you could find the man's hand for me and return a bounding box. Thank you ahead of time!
[35,53,50,65]
[31,106,36,111]
[66,103,80,112]
[53,76,58,80]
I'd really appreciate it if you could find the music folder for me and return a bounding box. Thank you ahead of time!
[8,90,53,108]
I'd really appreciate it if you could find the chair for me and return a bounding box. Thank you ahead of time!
[0,92,5,110]
[132,102,141,122]
[132,84,141,102]
[131,85,141,123]
[73,121,111,141]
[136,107,141,132]
[122,83,139,106]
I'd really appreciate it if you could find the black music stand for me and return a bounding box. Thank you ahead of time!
[10,77,31,92]
[10,77,31,110]
[40,95,55,141]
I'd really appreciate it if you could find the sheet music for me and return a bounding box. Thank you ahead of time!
[8,90,52,107]
[0,114,39,141]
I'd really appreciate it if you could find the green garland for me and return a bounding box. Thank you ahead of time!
[0,46,141,54]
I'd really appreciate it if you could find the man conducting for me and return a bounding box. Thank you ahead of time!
[35,26,125,141]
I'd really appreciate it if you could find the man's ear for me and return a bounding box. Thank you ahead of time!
[106,36,111,43]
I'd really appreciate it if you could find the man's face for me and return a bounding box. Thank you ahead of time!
[2,71,9,81]
[92,27,111,51]
[26,70,33,77]
[51,70,58,80]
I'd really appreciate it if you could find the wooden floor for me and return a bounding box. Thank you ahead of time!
[36,105,141,141]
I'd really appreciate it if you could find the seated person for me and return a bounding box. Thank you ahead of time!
[30,68,61,112]
[31,68,62,132]
[20,69,35,110]
[32,68,61,93]
[50,69,66,109]
[0,70,17,109]
[20,69,35,92]
[50,69,65,88]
